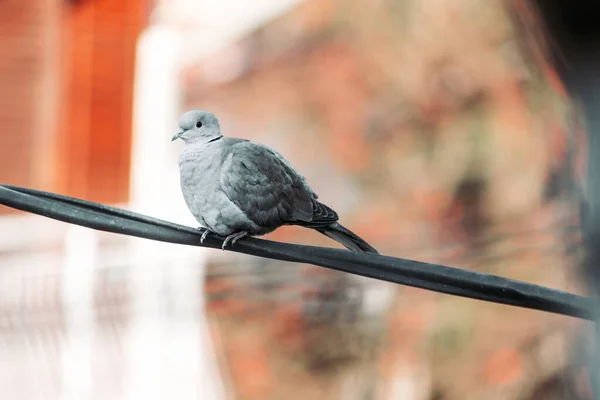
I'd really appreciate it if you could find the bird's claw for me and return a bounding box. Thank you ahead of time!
[221,231,248,250]
[198,228,211,244]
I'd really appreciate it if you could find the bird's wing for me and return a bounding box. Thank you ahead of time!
[219,140,338,228]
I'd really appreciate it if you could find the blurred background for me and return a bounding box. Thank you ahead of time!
[0,0,597,399]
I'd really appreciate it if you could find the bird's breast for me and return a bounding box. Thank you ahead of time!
[178,148,223,190]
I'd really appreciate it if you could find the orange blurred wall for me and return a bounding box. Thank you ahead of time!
[0,0,146,212]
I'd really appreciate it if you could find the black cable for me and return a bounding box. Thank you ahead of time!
[0,184,596,320]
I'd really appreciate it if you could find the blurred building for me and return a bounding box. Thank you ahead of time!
[0,1,223,399]
[0,0,593,399]
[0,0,145,204]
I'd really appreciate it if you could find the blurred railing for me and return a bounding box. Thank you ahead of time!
[0,199,224,399]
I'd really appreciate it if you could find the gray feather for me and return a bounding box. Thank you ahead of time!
[316,223,379,254]
[219,140,317,231]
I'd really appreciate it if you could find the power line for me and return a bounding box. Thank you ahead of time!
[0,184,595,320]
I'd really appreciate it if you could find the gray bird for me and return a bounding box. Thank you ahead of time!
[172,110,378,254]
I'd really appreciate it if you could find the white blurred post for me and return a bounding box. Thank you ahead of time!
[60,226,98,400]
[127,22,223,400]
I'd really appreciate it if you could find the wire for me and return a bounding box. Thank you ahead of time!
[0,184,596,320]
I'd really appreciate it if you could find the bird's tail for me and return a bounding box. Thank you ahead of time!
[315,223,379,254]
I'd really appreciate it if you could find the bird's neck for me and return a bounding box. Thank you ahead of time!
[181,135,223,155]
[185,134,223,146]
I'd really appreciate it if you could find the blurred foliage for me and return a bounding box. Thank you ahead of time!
[183,0,590,398]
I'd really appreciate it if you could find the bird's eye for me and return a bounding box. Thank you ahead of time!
[196,121,203,128]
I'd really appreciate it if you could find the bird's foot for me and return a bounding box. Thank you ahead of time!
[222,231,248,250]
[198,227,211,244]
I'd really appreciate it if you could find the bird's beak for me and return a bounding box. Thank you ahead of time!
[172,131,183,142]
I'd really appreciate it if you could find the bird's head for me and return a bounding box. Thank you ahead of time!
[172,110,223,144]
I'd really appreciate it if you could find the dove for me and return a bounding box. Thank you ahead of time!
[172,110,378,254]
